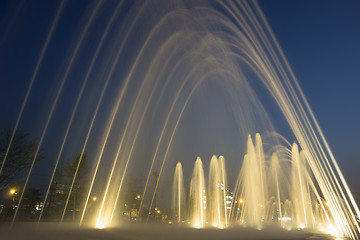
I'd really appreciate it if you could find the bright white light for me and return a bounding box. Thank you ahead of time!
[327,225,340,237]
[96,222,106,229]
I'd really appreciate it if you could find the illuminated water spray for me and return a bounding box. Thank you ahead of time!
[189,157,206,228]
[208,155,228,228]
[172,162,185,224]
[177,134,339,233]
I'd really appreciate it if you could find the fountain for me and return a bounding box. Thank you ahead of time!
[189,157,206,228]
[172,162,185,224]
[208,155,227,228]
[0,0,359,240]
[175,134,337,233]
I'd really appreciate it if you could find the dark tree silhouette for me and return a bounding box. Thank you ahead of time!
[0,128,43,191]
[46,153,88,221]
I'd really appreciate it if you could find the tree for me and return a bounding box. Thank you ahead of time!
[116,178,143,222]
[0,128,43,191]
[64,153,88,186]
[22,187,42,210]
[47,153,88,221]
[19,187,42,221]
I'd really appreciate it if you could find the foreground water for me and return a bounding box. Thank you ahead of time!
[0,223,342,240]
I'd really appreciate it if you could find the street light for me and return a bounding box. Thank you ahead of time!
[10,188,17,202]
[92,196,97,201]
[10,188,16,195]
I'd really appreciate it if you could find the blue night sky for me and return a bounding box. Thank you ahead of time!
[0,0,359,200]
[259,0,360,196]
